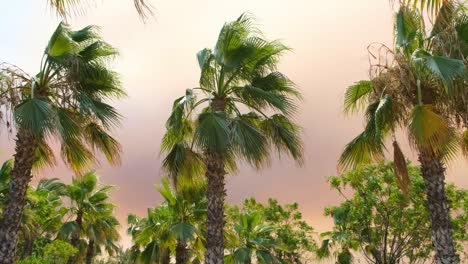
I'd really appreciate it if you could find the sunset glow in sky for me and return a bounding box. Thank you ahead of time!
[1,0,467,246]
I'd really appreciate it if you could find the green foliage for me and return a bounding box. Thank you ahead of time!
[129,177,207,263]
[319,162,468,263]
[225,198,316,263]
[0,159,120,262]
[19,240,77,264]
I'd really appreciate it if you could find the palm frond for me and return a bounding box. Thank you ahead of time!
[61,137,95,173]
[431,0,456,37]
[260,114,303,164]
[339,102,386,170]
[462,130,468,157]
[230,114,268,168]
[412,49,465,93]
[46,22,79,57]
[162,143,204,181]
[392,140,410,196]
[48,0,153,20]
[14,98,55,137]
[194,112,230,153]
[344,80,373,113]
[55,107,81,141]
[251,72,300,98]
[234,85,296,116]
[214,13,257,66]
[408,104,451,155]
[339,131,385,171]
[84,122,122,165]
[395,7,423,52]
[33,140,57,171]
[402,0,444,17]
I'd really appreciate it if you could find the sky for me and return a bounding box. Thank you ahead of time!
[1,0,467,249]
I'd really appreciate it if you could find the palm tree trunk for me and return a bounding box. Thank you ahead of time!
[21,238,34,259]
[67,212,83,264]
[162,249,171,264]
[175,240,188,264]
[85,240,95,264]
[204,152,226,264]
[418,151,459,264]
[0,130,37,264]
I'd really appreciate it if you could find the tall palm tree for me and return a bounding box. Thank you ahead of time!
[161,13,303,263]
[340,2,468,263]
[59,171,116,264]
[0,22,123,263]
[0,161,67,258]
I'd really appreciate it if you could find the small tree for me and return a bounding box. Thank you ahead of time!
[318,162,468,264]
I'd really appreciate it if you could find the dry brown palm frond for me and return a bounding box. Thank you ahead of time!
[47,0,154,21]
[393,140,410,196]
[367,42,395,78]
[134,0,154,21]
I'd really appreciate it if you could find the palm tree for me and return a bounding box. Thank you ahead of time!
[60,171,116,264]
[161,13,303,263]
[128,208,174,264]
[0,161,67,258]
[83,213,120,264]
[0,22,123,263]
[128,178,206,264]
[339,2,468,263]
[156,178,207,264]
[224,212,279,264]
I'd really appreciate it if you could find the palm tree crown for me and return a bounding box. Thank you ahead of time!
[0,22,124,173]
[339,3,468,172]
[162,13,303,178]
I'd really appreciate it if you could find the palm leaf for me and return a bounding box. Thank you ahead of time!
[339,102,386,170]
[84,122,122,165]
[194,112,230,153]
[412,49,465,93]
[230,114,268,168]
[462,130,468,157]
[170,223,196,242]
[61,137,95,173]
[33,140,57,171]
[46,22,78,57]
[395,7,422,51]
[14,98,55,136]
[233,247,251,264]
[344,80,373,113]
[260,114,303,163]
[235,85,296,115]
[408,104,451,154]
[392,140,410,196]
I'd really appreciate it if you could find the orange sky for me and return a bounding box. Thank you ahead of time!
[1,0,467,249]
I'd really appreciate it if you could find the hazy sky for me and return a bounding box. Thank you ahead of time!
[1,0,467,247]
